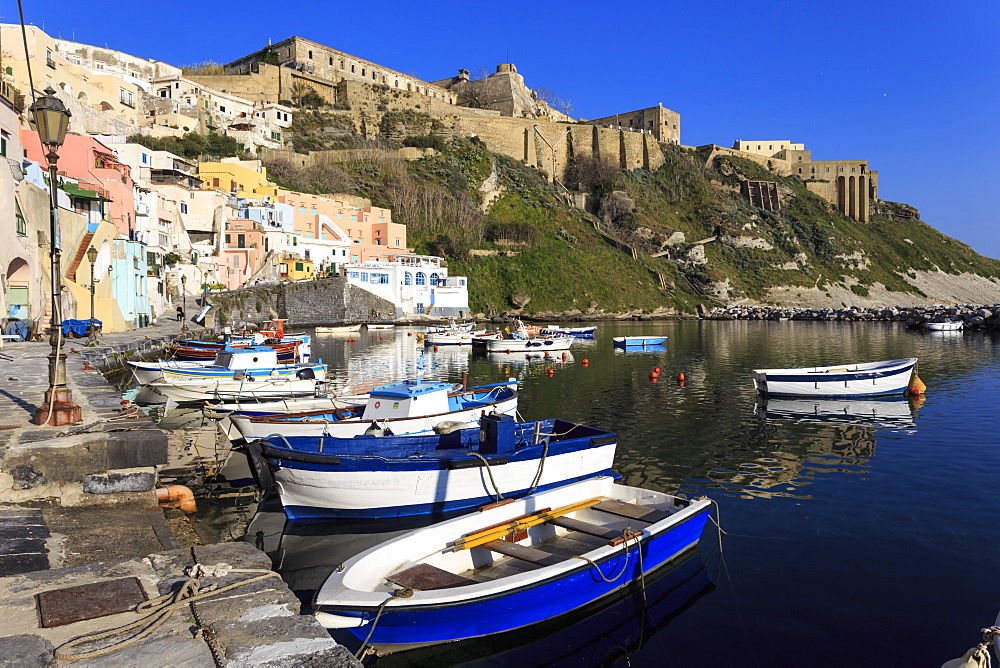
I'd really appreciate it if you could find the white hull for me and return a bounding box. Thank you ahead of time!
[129,360,210,384]
[274,442,617,515]
[925,321,963,331]
[315,325,362,334]
[367,324,395,330]
[424,332,474,346]
[752,358,917,397]
[148,377,319,402]
[232,397,518,440]
[483,337,573,353]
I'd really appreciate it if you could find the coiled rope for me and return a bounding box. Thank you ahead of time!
[54,561,280,662]
[570,528,643,583]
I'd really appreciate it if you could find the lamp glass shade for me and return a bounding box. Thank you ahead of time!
[30,87,72,147]
[86,247,98,263]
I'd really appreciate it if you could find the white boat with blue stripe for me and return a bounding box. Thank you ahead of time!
[156,346,326,383]
[311,475,712,649]
[248,414,618,520]
[229,379,518,441]
[752,357,918,397]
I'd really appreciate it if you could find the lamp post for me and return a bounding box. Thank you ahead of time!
[180,274,188,332]
[31,86,81,426]
[86,246,98,346]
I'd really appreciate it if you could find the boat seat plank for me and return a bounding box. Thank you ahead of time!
[388,563,480,591]
[549,516,633,546]
[593,499,670,524]
[483,540,564,567]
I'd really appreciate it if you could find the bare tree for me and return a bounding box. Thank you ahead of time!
[535,87,574,117]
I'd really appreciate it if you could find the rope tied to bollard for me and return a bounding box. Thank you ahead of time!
[53,561,280,662]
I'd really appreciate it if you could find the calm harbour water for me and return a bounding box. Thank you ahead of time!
[145,321,1000,666]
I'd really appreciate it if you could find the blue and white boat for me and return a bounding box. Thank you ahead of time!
[312,475,712,649]
[751,358,918,397]
[230,379,518,441]
[250,415,618,519]
[545,325,597,337]
[612,336,668,347]
[156,346,326,383]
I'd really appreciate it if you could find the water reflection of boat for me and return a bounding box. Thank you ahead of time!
[612,344,667,355]
[756,396,917,430]
[483,350,575,366]
[370,547,713,666]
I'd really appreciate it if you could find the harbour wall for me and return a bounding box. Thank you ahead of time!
[705,303,1000,329]
[209,277,395,326]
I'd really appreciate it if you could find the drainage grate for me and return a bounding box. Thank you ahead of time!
[36,577,148,628]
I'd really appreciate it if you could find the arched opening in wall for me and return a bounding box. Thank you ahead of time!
[394,80,399,88]
[77,91,88,104]
[415,272,426,286]
[404,272,412,285]
[858,175,868,222]
[848,175,857,220]
[99,100,114,112]
[837,176,847,213]
[6,257,33,319]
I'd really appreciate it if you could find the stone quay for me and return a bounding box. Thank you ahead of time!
[0,315,358,666]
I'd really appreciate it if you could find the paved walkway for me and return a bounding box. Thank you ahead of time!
[0,313,208,445]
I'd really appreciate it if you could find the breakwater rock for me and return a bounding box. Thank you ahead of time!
[704,304,1000,330]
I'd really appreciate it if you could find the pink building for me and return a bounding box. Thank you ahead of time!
[22,131,136,237]
[276,191,406,263]
[220,219,268,290]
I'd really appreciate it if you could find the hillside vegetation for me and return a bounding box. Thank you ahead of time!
[263,121,1000,315]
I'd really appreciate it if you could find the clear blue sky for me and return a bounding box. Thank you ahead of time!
[26,0,1000,259]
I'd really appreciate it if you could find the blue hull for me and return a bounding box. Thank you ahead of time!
[323,506,711,645]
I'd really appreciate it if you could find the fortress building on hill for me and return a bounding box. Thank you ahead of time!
[583,105,681,145]
[695,140,879,223]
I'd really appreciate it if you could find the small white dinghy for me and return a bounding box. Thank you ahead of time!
[925,320,963,332]
[313,475,712,649]
[752,358,919,397]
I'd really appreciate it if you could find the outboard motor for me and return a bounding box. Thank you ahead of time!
[296,367,316,380]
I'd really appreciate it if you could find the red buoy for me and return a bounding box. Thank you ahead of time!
[677,371,685,382]
[582,358,589,366]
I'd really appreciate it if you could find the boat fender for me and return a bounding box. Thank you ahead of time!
[245,441,275,491]
[942,646,993,668]
[434,421,467,435]
[364,422,386,437]
[907,372,926,396]
[156,485,197,514]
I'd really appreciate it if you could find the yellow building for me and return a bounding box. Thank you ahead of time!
[279,255,314,281]
[198,158,272,197]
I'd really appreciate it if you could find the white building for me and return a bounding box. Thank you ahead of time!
[345,254,469,318]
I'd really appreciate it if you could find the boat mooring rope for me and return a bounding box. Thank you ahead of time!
[54,559,280,662]
[354,586,415,660]
[570,528,643,584]
[469,452,505,502]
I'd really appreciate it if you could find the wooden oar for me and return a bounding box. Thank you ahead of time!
[451,498,603,551]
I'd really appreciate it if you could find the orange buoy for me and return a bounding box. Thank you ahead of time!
[379,336,384,341]
[677,371,685,382]
[907,372,927,396]
[433,345,439,351]
[650,376,659,383]
[408,332,412,336]
[582,358,589,366]
[156,485,197,514]
[677,379,686,388]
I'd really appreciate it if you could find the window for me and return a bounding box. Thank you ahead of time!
[308,50,313,59]
[404,272,412,285]
[348,271,359,278]
[429,273,440,286]
[141,153,149,164]
[416,272,426,286]
[225,234,231,244]
[395,239,400,247]
[180,203,188,214]
[296,262,304,271]
[219,105,226,113]
[233,255,241,268]
[15,213,26,236]
[120,89,133,106]
[361,272,369,282]
[271,131,281,141]
[415,303,424,314]
[213,178,220,187]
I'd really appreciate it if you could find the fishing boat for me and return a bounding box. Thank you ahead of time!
[131,344,308,385]
[613,344,667,355]
[311,475,712,649]
[472,323,574,353]
[315,324,363,334]
[925,320,964,332]
[133,346,326,385]
[204,394,370,442]
[545,324,597,337]
[146,375,321,402]
[751,358,919,397]
[229,379,518,441]
[612,336,668,347]
[367,324,395,330]
[168,335,310,362]
[249,415,618,520]
[426,320,475,334]
[424,330,475,346]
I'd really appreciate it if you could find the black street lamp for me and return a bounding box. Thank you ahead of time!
[86,246,99,346]
[31,86,81,426]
